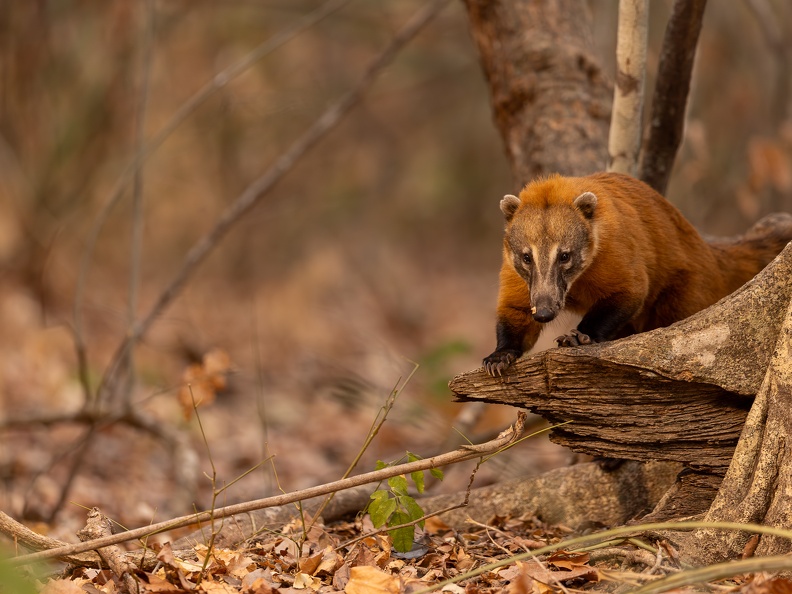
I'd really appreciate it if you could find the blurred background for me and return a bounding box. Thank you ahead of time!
[0,0,790,539]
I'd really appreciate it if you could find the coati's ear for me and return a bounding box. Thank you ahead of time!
[573,191,597,219]
[500,194,521,221]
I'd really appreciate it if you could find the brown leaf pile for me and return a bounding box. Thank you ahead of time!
[36,514,606,593]
[33,512,788,593]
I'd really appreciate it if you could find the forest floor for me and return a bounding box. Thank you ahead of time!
[28,507,790,594]
[0,276,787,593]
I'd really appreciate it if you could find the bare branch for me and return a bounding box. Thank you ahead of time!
[77,509,138,593]
[72,0,352,407]
[8,412,525,566]
[639,0,707,195]
[95,0,450,403]
[0,511,101,566]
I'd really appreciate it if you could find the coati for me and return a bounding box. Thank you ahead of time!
[484,171,792,376]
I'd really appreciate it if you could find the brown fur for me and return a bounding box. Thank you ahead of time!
[484,172,792,375]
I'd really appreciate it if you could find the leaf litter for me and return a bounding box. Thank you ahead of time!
[33,510,699,593]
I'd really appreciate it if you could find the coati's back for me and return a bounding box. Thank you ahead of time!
[484,171,792,376]
[540,172,729,332]
[706,212,792,295]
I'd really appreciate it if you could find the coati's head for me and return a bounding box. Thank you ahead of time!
[501,183,599,324]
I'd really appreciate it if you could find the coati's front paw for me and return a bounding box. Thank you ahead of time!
[555,329,592,347]
[483,349,521,376]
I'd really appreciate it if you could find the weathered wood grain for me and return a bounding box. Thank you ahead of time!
[450,243,792,471]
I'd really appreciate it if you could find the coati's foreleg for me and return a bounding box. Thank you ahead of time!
[556,293,641,347]
[483,307,541,376]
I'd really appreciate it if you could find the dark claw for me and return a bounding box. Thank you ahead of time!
[483,350,520,376]
[555,329,592,348]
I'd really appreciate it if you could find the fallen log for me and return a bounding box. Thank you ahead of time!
[450,241,792,516]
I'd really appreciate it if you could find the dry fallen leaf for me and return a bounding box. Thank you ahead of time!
[197,579,239,594]
[499,558,599,588]
[742,575,792,594]
[178,348,232,418]
[292,571,321,590]
[506,561,537,594]
[40,580,89,594]
[545,550,590,571]
[210,547,256,579]
[344,565,401,594]
[138,573,181,592]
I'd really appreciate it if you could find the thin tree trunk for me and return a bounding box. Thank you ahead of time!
[639,0,707,195]
[461,0,612,184]
[607,0,649,176]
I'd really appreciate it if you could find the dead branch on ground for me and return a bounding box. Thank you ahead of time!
[5,412,525,567]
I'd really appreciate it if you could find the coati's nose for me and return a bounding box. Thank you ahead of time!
[532,308,556,323]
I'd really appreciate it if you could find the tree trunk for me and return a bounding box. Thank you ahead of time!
[689,274,792,563]
[461,0,612,184]
[607,0,648,176]
[639,0,707,195]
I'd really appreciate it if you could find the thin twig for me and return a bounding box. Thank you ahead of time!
[72,0,352,408]
[122,0,156,412]
[43,424,98,524]
[307,363,419,535]
[9,410,524,566]
[94,0,450,405]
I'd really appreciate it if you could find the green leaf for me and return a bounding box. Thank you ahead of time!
[0,555,36,594]
[402,495,426,529]
[388,511,414,553]
[375,460,388,470]
[388,475,409,496]
[410,469,425,494]
[407,451,420,463]
[369,496,397,528]
[429,467,444,481]
[370,489,390,501]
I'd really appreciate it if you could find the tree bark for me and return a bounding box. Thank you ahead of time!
[639,0,707,195]
[689,273,792,563]
[607,0,648,176]
[461,0,612,184]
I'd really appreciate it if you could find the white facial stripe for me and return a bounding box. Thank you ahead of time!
[534,243,557,283]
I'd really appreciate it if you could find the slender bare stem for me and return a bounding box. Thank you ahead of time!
[72,0,351,408]
[94,0,450,405]
[9,409,522,566]
[122,0,156,412]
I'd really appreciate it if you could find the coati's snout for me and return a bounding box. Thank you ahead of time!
[531,305,556,323]
[530,293,563,323]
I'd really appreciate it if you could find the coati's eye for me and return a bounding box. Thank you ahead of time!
[559,251,570,263]
[522,253,532,265]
